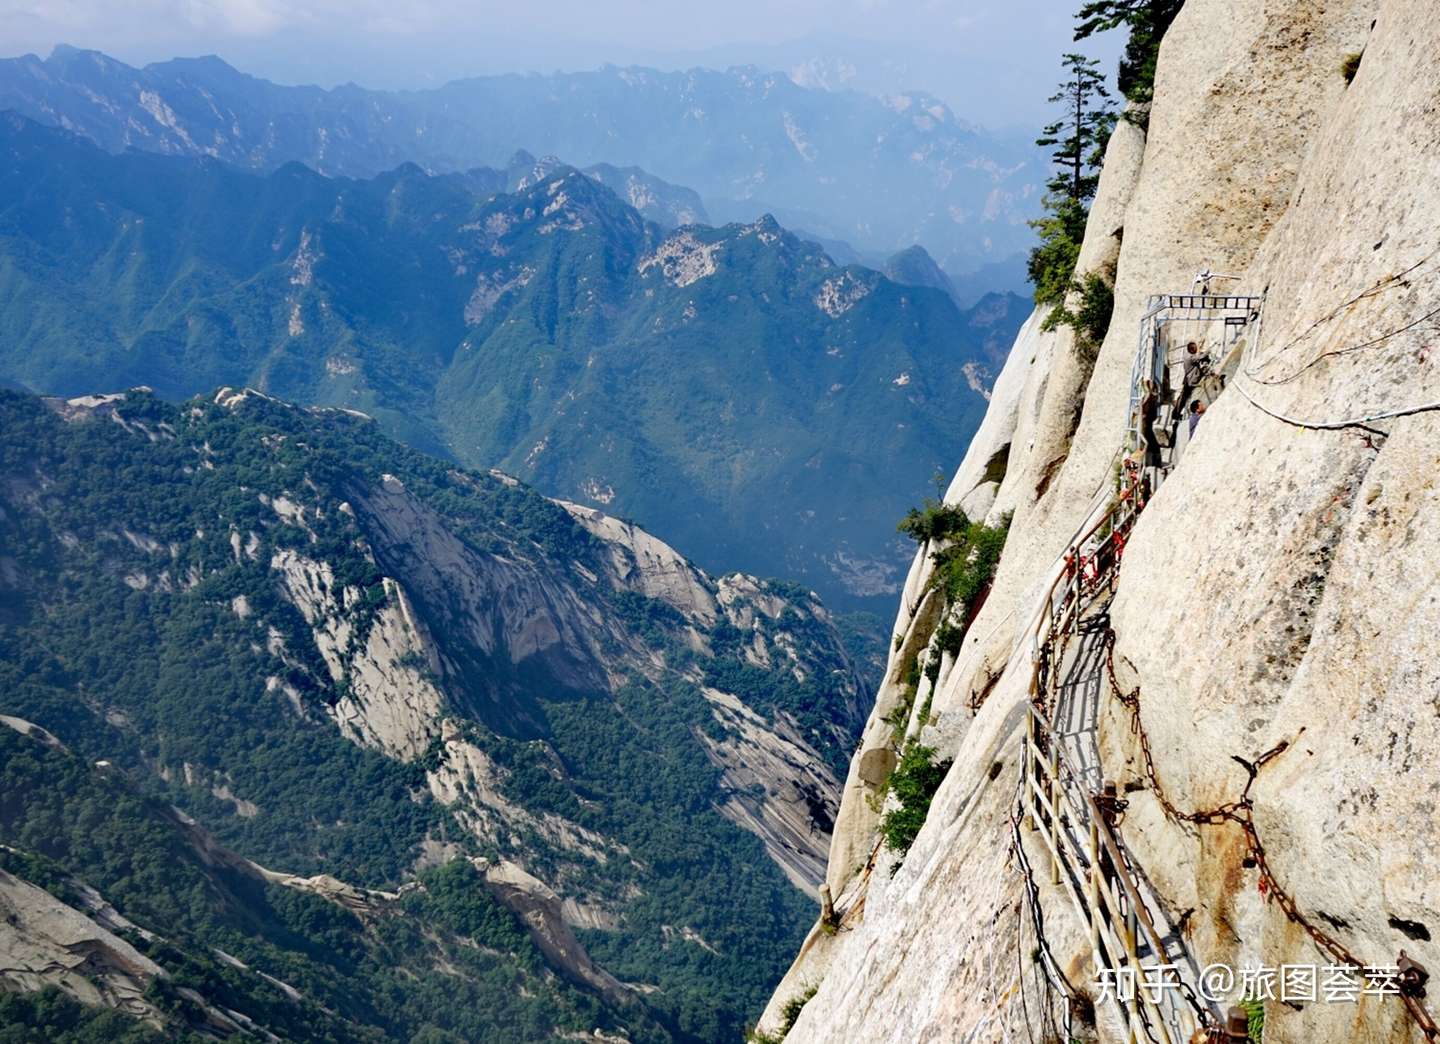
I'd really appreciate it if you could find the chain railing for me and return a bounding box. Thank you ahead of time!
[1017,459,1218,1044]
[1013,294,1240,1041]
[1011,286,1438,1044]
[1104,639,1440,1042]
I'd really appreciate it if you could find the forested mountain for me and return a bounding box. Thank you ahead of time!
[0,45,1040,276]
[0,113,999,609]
[0,386,869,1040]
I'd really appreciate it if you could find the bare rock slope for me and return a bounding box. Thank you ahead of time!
[760,2,1440,1041]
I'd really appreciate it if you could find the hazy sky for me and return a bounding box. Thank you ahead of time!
[2,0,1120,127]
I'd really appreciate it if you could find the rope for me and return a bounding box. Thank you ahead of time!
[1232,375,1440,433]
[1015,472,1217,1043]
[1245,302,1440,386]
[968,838,1021,1044]
[1223,247,1440,429]
[1244,246,1440,378]
[1010,804,1081,1006]
[965,448,1130,714]
[1014,901,1038,1044]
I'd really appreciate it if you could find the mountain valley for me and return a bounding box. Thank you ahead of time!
[0,385,879,1040]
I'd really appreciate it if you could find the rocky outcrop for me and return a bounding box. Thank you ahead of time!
[0,714,67,752]
[254,453,865,936]
[272,548,447,760]
[763,3,1439,1040]
[638,230,722,287]
[1,712,632,1033]
[697,687,841,893]
[0,866,169,1027]
[5,380,871,1038]
[426,717,623,873]
[478,858,630,1002]
[1104,6,1439,1041]
[560,500,719,625]
[0,724,311,1037]
[333,476,862,898]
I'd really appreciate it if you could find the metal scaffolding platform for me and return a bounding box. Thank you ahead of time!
[1126,292,1265,463]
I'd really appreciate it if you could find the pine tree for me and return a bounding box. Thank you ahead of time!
[1074,0,1186,105]
[1027,54,1116,309]
[1036,53,1115,205]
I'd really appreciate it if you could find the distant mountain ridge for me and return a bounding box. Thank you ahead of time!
[464,148,710,228]
[0,45,1041,276]
[0,112,1004,609]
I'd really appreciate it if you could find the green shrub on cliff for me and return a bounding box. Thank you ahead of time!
[1341,50,1363,84]
[929,518,1009,616]
[898,499,970,545]
[880,742,953,863]
[1041,267,1116,371]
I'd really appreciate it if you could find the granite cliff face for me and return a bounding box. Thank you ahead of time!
[759,2,1440,1040]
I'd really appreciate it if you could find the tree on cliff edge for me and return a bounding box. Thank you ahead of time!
[1037,53,1114,206]
[1028,54,1115,308]
[1075,0,1186,106]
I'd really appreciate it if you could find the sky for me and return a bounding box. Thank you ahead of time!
[1,0,1120,128]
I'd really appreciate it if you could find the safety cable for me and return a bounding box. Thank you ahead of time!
[1015,900,1038,1044]
[1232,374,1440,434]
[1245,301,1440,386]
[1244,245,1440,378]
[1011,803,1082,1003]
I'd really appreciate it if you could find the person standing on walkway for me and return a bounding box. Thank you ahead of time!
[1176,341,1209,417]
[1140,379,1162,468]
[1189,399,1206,437]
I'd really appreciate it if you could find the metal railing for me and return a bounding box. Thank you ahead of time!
[1127,294,1265,456]
[1013,292,1264,1041]
[1011,285,1440,1044]
[1022,720,1207,1044]
[1017,466,1217,1043]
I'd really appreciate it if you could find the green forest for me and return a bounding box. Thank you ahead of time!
[0,388,862,1041]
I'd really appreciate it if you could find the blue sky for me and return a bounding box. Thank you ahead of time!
[2,0,1120,127]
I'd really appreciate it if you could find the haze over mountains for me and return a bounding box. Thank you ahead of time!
[0,45,1043,281]
[0,111,1015,609]
[0,33,1041,1044]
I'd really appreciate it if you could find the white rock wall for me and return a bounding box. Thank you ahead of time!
[1109,4,1439,1040]
[763,2,1440,1040]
